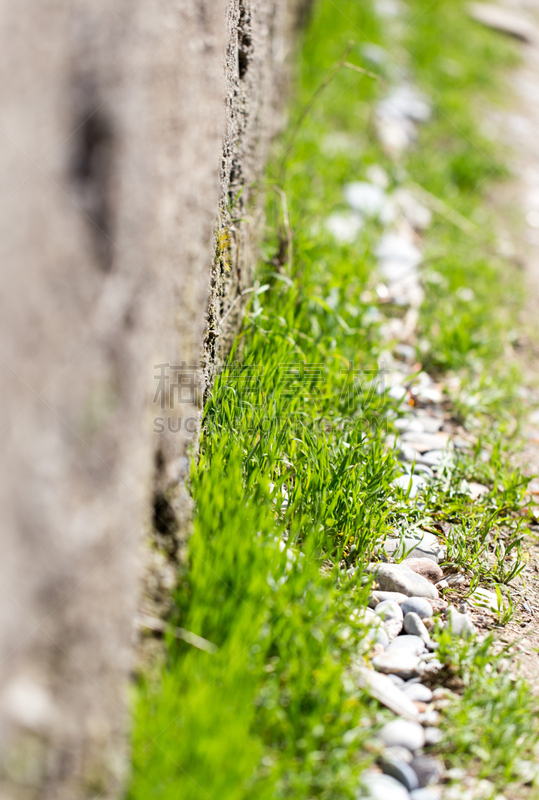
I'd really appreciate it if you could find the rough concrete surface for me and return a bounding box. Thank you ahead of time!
[0,1,306,797]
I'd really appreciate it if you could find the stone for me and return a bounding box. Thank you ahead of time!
[344,181,388,219]
[379,532,445,564]
[416,450,445,466]
[357,668,420,720]
[370,563,439,600]
[403,613,432,647]
[375,600,404,640]
[366,164,390,188]
[423,727,443,746]
[369,591,409,608]
[418,661,442,678]
[392,188,432,231]
[418,710,440,726]
[372,652,421,680]
[401,430,450,448]
[414,414,443,434]
[375,600,405,621]
[380,754,419,792]
[384,746,413,764]
[378,719,426,751]
[392,474,427,498]
[468,2,539,43]
[395,417,424,433]
[513,759,539,784]
[428,598,448,614]
[375,114,417,155]
[410,756,444,787]
[444,607,476,639]
[468,481,489,500]
[469,587,498,612]
[366,626,390,649]
[361,772,411,800]
[387,674,405,687]
[387,635,426,656]
[412,464,434,479]
[445,573,465,587]
[401,597,433,619]
[402,683,433,703]
[325,211,363,244]
[375,233,423,272]
[403,559,443,583]
[410,790,441,800]
[359,607,382,626]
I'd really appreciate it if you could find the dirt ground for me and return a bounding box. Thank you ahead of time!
[480,0,539,692]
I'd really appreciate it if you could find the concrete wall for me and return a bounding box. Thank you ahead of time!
[0,1,306,797]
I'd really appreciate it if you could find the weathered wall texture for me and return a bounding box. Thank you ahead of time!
[0,1,306,798]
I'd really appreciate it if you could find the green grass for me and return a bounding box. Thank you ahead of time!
[436,631,539,790]
[128,1,539,797]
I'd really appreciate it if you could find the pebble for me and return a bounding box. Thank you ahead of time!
[412,464,434,478]
[413,413,443,434]
[374,628,390,648]
[401,431,450,452]
[384,745,413,764]
[371,563,439,600]
[418,710,440,726]
[404,558,443,583]
[410,756,444,787]
[403,613,432,647]
[416,450,444,466]
[387,674,405,686]
[377,536,424,560]
[384,83,431,123]
[372,652,421,679]
[444,607,476,639]
[357,669,420,720]
[369,590,409,607]
[402,682,433,703]
[410,789,441,800]
[375,600,404,639]
[468,2,538,44]
[387,635,426,656]
[325,212,363,243]
[468,481,489,500]
[362,772,411,800]
[375,600,404,621]
[380,754,419,792]
[418,661,442,678]
[375,232,423,271]
[378,719,425,751]
[392,188,432,231]
[423,727,443,746]
[469,587,498,612]
[392,474,427,498]
[344,181,388,219]
[383,532,445,563]
[428,598,448,614]
[401,597,433,619]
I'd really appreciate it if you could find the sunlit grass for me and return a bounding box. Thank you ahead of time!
[128,1,539,797]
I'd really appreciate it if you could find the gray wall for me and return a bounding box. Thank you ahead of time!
[0,1,306,797]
